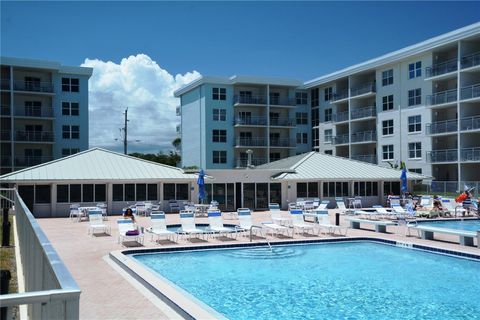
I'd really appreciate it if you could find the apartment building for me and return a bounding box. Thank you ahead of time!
[174,76,311,169]
[1,57,92,175]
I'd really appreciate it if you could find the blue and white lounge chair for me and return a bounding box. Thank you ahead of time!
[269,203,291,226]
[316,209,348,236]
[290,209,316,235]
[178,211,206,239]
[207,209,236,239]
[335,197,347,214]
[87,210,110,236]
[317,200,330,210]
[147,212,177,242]
[116,219,144,245]
[235,208,264,238]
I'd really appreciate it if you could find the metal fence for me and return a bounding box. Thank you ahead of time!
[0,188,80,320]
[412,181,480,198]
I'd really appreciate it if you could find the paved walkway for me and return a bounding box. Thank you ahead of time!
[37,211,479,320]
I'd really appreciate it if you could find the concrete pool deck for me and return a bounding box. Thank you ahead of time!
[36,211,479,320]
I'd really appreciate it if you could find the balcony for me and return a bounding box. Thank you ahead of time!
[461,147,480,162]
[460,83,480,101]
[351,154,377,164]
[14,106,54,118]
[1,130,11,141]
[235,157,268,168]
[350,82,376,98]
[425,59,458,78]
[235,137,267,147]
[13,80,54,93]
[1,105,10,116]
[334,134,349,145]
[351,130,377,143]
[269,117,296,127]
[233,95,296,107]
[460,115,480,131]
[269,96,296,107]
[426,89,457,106]
[426,119,457,135]
[350,106,376,120]
[427,149,458,163]
[1,156,11,166]
[0,79,10,90]
[332,89,349,102]
[333,111,349,122]
[234,116,267,126]
[269,138,296,148]
[176,106,181,116]
[461,51,480,69]
[15,130,54,142]
[14,156,54,167]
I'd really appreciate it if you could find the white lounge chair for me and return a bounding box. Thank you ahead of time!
[87,210,111,236]
[391,203,406,216]
[317,200,329,210]
[116,219,144,245]
[207,209,236,238]
[69,203,81,221]
[261,221,292,238]
[269,203,291,226]
[442,199,465,217]
[235,208,264,238]
[147,212,177,242]
[96,203,108,220]
[289,209,316,235]
[335,197,348,214]
[372,205,395,219]
[316,209,347,236]
[178,211,206,239]
[420,196,432,209]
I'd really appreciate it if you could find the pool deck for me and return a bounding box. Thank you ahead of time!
[36,211,479,320]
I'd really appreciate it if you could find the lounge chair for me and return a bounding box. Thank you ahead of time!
[317,200,329,210]
[96,203,108,220]
[147,212,177,242]
[391,204,406,215]
[289,209,316,235]
[235,208,264,238]
[420,196,433,209]
[116,219,144,245]
[441,199,465,217]
[178,211,206,239]
[372,205,395,219]
[207,209,236,239]
[87,210,111,236]
[69,203,81,221]
[269,203,291,226]
[335,197,348,214]
[261,221,292,238]
[316,209,347,236]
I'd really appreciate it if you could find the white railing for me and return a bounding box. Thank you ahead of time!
[0,189,80,320]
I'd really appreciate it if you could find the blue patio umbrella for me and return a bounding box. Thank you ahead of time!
[197,169,206,203]
[400,167,408,194]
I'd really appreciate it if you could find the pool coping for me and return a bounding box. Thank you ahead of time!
[110,237,480,320]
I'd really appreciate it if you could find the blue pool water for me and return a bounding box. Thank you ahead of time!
[419,219,480,232]
[133,242,480,320]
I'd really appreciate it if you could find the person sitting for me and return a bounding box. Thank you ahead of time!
[429,195,445,218]
[123,208,136,222]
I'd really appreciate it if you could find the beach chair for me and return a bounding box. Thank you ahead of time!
[136,202,147,216]
[116,219,144,245]
[269,203,291,226]
[87,210,111,236]
[147,212,177,242]
[178,211,206,239]
[235,208,264,238]
[303,200,315,211]
[372,205,395,219]
[317,200,330,210]
[391,203,406,215]
[289,209,316,235]
[442,199,466,217]
[420,196,433,210]
[316,209,347,236]
[207,209,236,239]
[69,203,81,221]
[335,198,348,214]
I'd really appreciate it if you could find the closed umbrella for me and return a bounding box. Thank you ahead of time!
[197,169,206,204]
[400,168,407,194]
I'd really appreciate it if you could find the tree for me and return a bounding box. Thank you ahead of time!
[129,150,180,167]
[172,137,181,151]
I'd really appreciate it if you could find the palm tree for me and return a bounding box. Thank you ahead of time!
[172,137,181,151]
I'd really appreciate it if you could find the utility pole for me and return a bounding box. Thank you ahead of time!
[123,108,129,154]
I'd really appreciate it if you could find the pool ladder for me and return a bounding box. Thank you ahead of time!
[250,225,272,252]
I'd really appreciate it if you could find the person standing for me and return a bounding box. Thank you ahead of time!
[462,190,472,216]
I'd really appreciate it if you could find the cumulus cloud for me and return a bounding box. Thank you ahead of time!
[81,54,201,153]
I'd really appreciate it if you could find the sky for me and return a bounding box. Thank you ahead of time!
[1,1,479,153]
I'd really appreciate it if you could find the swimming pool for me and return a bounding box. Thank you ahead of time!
[132,241,480,319]
[418,219,480,232]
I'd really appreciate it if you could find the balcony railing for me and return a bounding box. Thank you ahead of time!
[333,111,349,122]
[233,95,296,106]
[461,147,480,162]
[270,96,296,106]
[269,117,296,127]
[235,137,267,147]
[350,106,376,120]
[425,58,458,78]
[460,115,480,131]
[15,156,54,167]
[351,154,377,164]
[234,116,267,126]
[1,78,10,90]
[426,89,457,106]
[13,80,54,93]
[1,105,10,116]
[426,119,457,135]
[460,83,480,100]
[235,157,268,168]
[332,89,349,101]
[461,51,480,69]
[350,82,376,97]
[270,138,296,148]
[15,130,54,142]
[14,106,54,118]
[427,149,458,163]
[350,130,377,143]
[334,134,349,145]
[1,130,11,140]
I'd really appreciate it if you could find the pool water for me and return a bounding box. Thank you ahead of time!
[419,219,480,232]
[133,242,480,320]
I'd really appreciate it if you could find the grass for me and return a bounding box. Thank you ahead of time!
[0,214,18,294]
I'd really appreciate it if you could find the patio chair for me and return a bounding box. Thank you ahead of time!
[178,211,206,240]
[316,209,347,236]
[169,200,180,213]
[207,209,236,239]
[135,202,146,216]
[391,204,406,215]
[335,198,348,214]
[442,199,466,217]
[147,212,178,242]
[234,208,264,238]
[419,196,433,210]
[269,203,291,226]
[96,203,108,220]
[87,210,111,236]
[116,219,144,245]
[372,205,395,219]
[317,200,330,210]
[289,209,316,235]
[69,203,81,221]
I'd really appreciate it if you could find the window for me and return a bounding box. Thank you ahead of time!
[324,87,333,101]
[70,184,81,202]
[62,148,80,157]
[312,129,319,147]
[269,92,280,105]
[212,130,227,143]
[213,109,226,121]
[24,101,41,116]
[408,115,422,133]
[409,61,422,79]
[382,120,394,136]
[147,184,157,201]
[212,87,226,100]
[163,184,176,200]
[324,108,332,122]
[163,183,189,201]
[383,182,400,195]
[57,185,69,203]
[311,108,319,127]
[136,184,147,201]
[176,184,189,200]
[324,150,333,155]
[408,88,421,106]
[296,112,308,125]
[297,182,318,198]
[124,184,135,201]
[323,182,349,197]
[296,132,308,144]
[82,184,94,202]
[62,102,79,116]
[324,129,333,143]
[295,92,307,105]
[95,184,106,202]
[382,145,394,160]
[213,151,227,164]
[354,182,378,197]
[62,78,79,92]
[62,126,79,139]
[382,95,394,111]
[408,142,422,159]
[113,184,124,201]
[35,185,51,204]
[409,168,422,174]
[311,88,319,107]
[25,76,41,91]
[382,69,393,86]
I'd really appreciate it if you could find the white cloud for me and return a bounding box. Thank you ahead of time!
[81,54,201,153]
